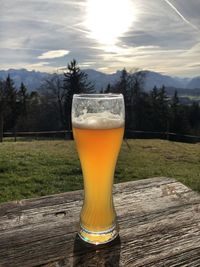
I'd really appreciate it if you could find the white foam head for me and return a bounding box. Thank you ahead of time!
[72,111,124,129]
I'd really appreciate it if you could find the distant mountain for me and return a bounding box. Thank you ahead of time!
[85,69,195,91]
[85,69,192,91]
[143,71,191,90]
[0,69,51,91]
[187,77,200,89]
[0,68,122,91]
[84,69,121,90]
[0,68,199,91]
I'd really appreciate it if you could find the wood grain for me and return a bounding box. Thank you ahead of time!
[0,177,200,267]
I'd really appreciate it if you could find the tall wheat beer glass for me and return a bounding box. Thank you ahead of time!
[72,94,125,244]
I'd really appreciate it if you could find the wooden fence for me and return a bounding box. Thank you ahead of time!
[3,130,200,143]
[3,130,73,140]
[125,131,200,144]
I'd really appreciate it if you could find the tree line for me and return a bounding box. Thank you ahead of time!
[0,59,200,142]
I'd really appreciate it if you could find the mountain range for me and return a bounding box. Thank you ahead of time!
[0,68,200,91]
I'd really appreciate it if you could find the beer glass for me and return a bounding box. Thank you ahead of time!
[72,94,125,245]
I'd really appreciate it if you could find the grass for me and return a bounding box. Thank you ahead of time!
[0,139,200,203]
[181,95,200,101]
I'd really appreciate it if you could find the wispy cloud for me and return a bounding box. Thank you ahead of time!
[26,62,50,67]
[37,50,70,59]
[163,0,199,32]
[1,0,200,77]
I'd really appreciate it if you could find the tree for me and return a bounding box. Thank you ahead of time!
[112,69,130,129]
[18,83,29,116]
[40,73,65,129]
[16,83,30,131]
[169,90,190,134]
[5,76,18,136]
[114,68,129,94]
[171,90,179,108]
[189,102,200,134]
[24,91,41,131]
[158,85,170,132]
[0,76,19,141]
[63,59,94,130]
[128,71,146,130]
[149,85,169,132]
[104,83,112,93]
[170,90,179,132]
[112,69,147,130]
[0,80,6,142]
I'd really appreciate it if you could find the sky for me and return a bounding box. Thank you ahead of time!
[1,0,200,77]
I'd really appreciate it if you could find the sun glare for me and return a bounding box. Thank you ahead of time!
[85,0,136,45]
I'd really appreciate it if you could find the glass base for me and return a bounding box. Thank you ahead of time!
[78,223,119,245]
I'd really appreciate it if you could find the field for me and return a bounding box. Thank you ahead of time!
[184,95,200,100]
[0,139,200,203]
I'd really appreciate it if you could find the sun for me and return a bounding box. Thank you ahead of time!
[85,0,136,45]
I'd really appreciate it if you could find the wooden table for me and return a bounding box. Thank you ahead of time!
[0,177,200,267]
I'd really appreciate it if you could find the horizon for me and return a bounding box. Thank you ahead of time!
[1,0,200,77]
[0,67,198,79]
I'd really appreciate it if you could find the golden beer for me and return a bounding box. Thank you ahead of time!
[72,94,125,244]
[73,127,124,229]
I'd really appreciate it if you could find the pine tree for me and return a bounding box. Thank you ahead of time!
[16,83,29,131]
[104,83,112,93]
[149,85,169,132]
[0,80,6,142]
[171,90,179,108]
[63,59,94,130]
[189,102,200,134]
[5,75,19,138]
[0,76,18,141]
[18,82,29,117]
[4,75,16,113]
[113,68,132,129]
[151,86,158,100]
[115,68,129,95]
[129,71,146,130]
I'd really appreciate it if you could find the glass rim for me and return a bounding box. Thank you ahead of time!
[73,93,123,99]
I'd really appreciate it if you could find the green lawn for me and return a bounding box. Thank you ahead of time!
[182,95,200,101]
[0,139,200,203]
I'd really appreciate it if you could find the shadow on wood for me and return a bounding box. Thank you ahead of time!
[73,234,121,266]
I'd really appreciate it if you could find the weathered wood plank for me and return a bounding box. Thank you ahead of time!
[0,177,200,267]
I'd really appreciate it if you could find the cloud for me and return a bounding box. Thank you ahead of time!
[37,50,70,59]
[163,0,199,31]
[26,62,50,67]
[1,0,200,77]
